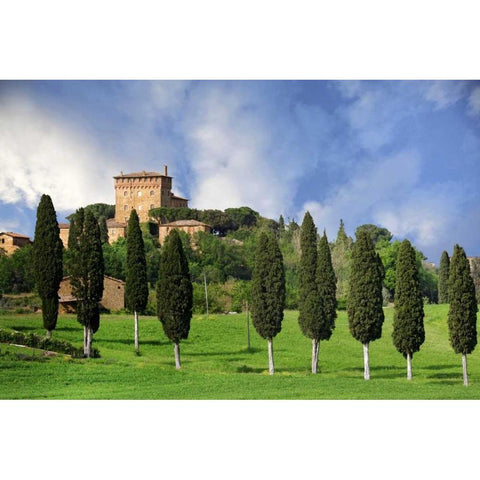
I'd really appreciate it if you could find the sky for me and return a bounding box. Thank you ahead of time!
[0,79,479,263]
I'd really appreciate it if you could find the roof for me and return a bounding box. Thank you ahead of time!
[0,232,32,240]
[106,219,127,228]
[113,171,171,179]
[160,219,211,228]
[171,193,189,201]
[58,223,70,229]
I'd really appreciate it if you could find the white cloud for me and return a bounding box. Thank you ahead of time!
[468,86,480,116]
[424,81,467,109]
[182,86,299,218]
[0,94,117,213]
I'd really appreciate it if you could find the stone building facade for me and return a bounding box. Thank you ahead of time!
[113,165,188,224]
[58,223,70,249]
[0,232,33,255]
[158,219,211,245]
[58,275,125,313]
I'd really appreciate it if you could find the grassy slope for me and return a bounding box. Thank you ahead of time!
[0,304,479,399]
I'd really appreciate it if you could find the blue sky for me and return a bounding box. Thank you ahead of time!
[0,80,479,263]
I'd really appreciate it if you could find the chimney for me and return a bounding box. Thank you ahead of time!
[163,165,168,176]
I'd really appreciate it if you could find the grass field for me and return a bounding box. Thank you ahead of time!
[0,304,479,399]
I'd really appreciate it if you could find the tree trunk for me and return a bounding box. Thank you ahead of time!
[363,342,370,380]
[86,327,92,358]
[46,330,52,339]
[174,342,181,369]
[134,311,139,353]
[83,325,88,356]
[246,301,250,351]
[462,353,468,386]
[312,338,319,374]
[407,352,412,380]
[268,338,274,375]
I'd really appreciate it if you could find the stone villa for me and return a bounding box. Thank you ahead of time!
[58,165,208,247]
[0,232,33,255]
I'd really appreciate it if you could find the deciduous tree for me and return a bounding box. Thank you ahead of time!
[392,239,425,380]
[447,244,478,386]
[33,194,63,338]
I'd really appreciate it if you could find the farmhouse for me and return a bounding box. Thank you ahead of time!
[158,219,212,245]
[58,275,125,313]
[0,232,33,255]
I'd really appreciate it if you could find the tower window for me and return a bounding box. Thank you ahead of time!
[138,205,143,211]
[138,191,142,197]
[124,191,128,197]
[150,190,154,196]
[124,205,128,211]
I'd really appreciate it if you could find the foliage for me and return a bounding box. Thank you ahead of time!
[317,231,337,339]
[125,210,148,314]
[251,232,285,340]
[70,209,105,334]
[67,203,115,222]
[392,240,425,358]
[102,239,126,280]
[438,251,450,303]
[33,194,64,334]
[0,246,36,294]
[348,230,385,344]
[156,229,193,343]
[355,224,393,246]
[470,257,480,303]
[298,212,324,340]
[330,219,353,302]
[447,244,478,355]
[0,327,100,358]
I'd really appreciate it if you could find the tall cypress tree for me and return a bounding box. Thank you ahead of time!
[98,216,109,245]
[126,209,148,354]
[251,232,285,374]
[447,244,478,386]
[298,212,324,373]
[348,229,385,380]
[392,239,425,380]
[33,194,63,338]
[157,229,193,369]
[438,250,450,304]
[317,231,336,339]
[70,209,104,357]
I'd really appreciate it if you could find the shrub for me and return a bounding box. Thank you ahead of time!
[0,328,100,358]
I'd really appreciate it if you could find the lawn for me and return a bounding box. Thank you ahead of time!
[0,304,479,399]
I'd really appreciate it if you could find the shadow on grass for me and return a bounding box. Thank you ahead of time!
[421,364,459,371]
[186,348,261,357]
[56,327,81,332]
[97,338,170,347]
[426,372,462,380]
[8,325,38,332]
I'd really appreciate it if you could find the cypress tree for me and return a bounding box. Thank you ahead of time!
[438,250,450,304]
[447,244,478,386]
[156,229,193,369]
[298,212,324,373]
[392,239,425,380]
[278,215,285,231]
[348,229,385,380]
[33,194,64,338]
[70,209,104,357]
[126,209,148,354]
[98,216,109,245]
[317,230,336,337]
[251,232,285,374]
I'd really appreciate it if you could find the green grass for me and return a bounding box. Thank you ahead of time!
[0,304,479,399]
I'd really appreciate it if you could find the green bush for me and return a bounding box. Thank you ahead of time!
[0,328,100,358]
